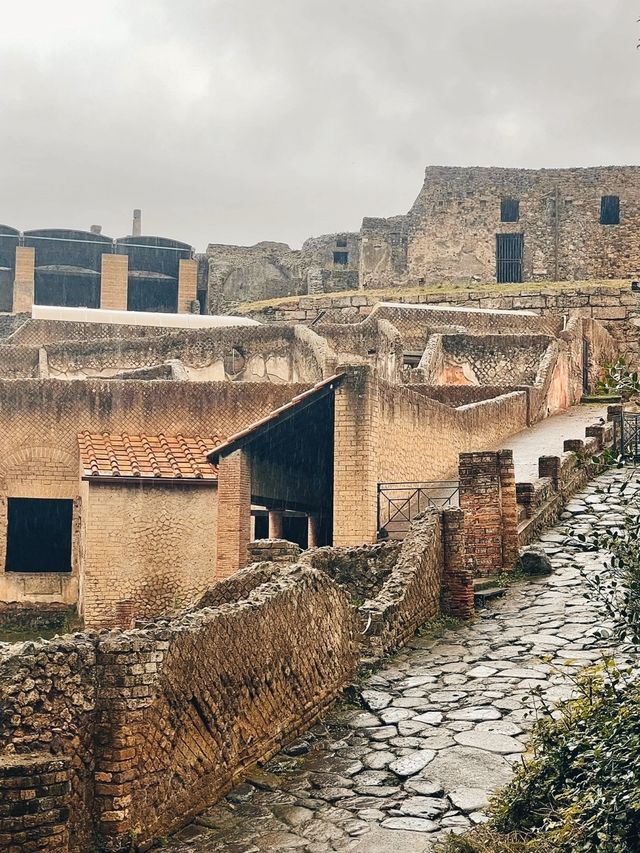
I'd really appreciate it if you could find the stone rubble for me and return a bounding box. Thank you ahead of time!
[166,468,637,853]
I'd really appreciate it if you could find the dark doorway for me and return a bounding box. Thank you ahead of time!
[496,233,524,283]
[6,498,73,573]
[34,271,100,309]
[127,277,178,313]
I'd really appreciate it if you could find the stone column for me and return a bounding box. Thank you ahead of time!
[100,253,129,311]
[268,510,283,539]
[178,258,198,314]
[216,449,252,579]
[12,246,35,313]
[307,513,320,548]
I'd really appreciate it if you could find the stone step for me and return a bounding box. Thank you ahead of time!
[473,577,501,592]
[473,584,506,607]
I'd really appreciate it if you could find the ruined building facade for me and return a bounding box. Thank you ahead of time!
[203,166,640,308]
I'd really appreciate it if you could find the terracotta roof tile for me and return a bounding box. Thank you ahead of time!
[78,432,219,481]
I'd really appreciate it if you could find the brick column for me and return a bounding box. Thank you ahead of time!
[459,451,504,575]
[216,449,252,579]
[584,426,605,450]
[0,753,71,852]
[333,366,378,546]
[100,253,128,310]
[12,246,35,313]
[441,508,474,619]
[498,449,519,571]
[178,258,198,314]
[539,455,561,490]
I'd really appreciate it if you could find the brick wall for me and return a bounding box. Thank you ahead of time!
[100,254,128,311]
[80,480,217,628]
[0,562,357,851]
[333,366,529,545]
[459,450,518,575]
[0,380,312,609]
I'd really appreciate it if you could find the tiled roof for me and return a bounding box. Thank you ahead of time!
[207,373,344,462]
[78,432,219,481]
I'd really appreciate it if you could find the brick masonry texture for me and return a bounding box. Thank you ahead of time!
[80,480,217,628]
[0,563,358,852]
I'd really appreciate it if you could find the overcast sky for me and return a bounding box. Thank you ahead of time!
[1,0,638,250]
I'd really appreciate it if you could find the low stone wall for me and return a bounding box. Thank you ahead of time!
[243,281,640,361]
[517,421,614,546]
[0,601,76,634]
[0,564,357,852]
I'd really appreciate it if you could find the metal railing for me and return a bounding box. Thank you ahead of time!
[613,413,640,460]
[377,481,460,538]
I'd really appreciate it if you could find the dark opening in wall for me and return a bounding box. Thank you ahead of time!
[501,198,520,223]
[34,270,100,309]
[6,498,73,573]
[336,238,348,248]
[127,276,178,313]
[333,251,349,266]
[600,196,620,225]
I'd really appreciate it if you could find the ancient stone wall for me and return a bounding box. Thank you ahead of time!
[38,324,329,384]
[0,563,357,852]
[205,233,360,312]
[245,282,639,362]
[0,634,98,851]
[361,166,640,288]
[80,481,217,629]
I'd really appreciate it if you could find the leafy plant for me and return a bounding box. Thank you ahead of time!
[597,357,640,401]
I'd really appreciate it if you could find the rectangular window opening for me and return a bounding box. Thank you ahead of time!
[6,498,73,573]
[600,195,620,225]
[333,251,348,266]
[501,198,520,223]
[335,238,348,248]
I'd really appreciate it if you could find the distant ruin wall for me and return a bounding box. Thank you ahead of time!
[246,282,639,361]
[361,166,640,288]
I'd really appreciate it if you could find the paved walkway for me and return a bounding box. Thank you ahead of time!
[498,403,607,481]
[168,467,634,853]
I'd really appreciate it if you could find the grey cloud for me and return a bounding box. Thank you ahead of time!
[0,0,637,249]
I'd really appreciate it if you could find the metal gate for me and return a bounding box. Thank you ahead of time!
[496,233,524,283]
[377,481,459,539]
[615,413,640,460]
[582,338,590,394]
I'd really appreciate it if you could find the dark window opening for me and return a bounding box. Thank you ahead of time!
[600,195,620,225]
[496,233,524,283]
[127,278,178,313]
[6,498,73,573]
[501,198,520,223]
[34,271,100,309]
[336,238,347,248]
[333,251,348,266]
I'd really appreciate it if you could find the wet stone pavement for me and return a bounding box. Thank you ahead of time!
[168,469,638,853]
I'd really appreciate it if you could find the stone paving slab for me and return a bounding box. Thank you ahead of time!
[166,468,636,853]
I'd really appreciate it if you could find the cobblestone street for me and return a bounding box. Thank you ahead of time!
[167,468,637,853]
